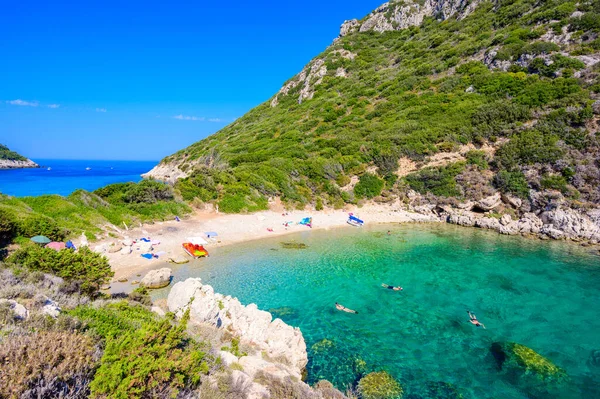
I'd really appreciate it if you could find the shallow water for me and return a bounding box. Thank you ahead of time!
[153,224,600,398]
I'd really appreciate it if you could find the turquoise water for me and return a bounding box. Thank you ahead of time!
[155,224,600,398]
[0,159,157,197]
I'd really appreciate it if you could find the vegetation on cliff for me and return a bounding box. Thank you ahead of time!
[0,144,28,161]
[0,180,191,245]
[150,0,600,213]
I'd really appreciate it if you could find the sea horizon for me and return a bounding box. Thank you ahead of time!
[0,159,158,197]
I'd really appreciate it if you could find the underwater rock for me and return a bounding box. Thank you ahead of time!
[311,338,335,353]
[281,241,308,249]
[490,342,567,395]
[422,381,463,399]
[268,306,297,318]
[358,371,404,399]
[588,349,600,371]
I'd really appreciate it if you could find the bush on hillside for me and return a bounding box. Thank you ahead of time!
[405,163,465,197]
[354,173,385,199]
[72,303,212,398]
[493,170,530,198]
[495,130,563,169]
[465,150,489,169]
[0,331,98,399]
[7,246,113,296]
[18,215,66,241]
[0,208,18,244]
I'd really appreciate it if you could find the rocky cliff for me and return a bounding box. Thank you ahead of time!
[0,159,39,169]
[0,144,38,169]
[166,278,333,399]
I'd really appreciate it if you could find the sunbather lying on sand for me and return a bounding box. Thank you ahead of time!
[335,302,358,314]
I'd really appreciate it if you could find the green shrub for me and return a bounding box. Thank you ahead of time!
[354,173,385,199]
[7,245,113,296]
[466,150,489,169]
[73,303,211,398]
[18,215,66,241]
[357,371,403,399]
[405,163,465,197]
[493,170,530,198]
[541,174,569,193]
[495,130,563,169]
[0,208,18,243]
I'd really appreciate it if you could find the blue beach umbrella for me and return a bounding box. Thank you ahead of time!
[30,235,51,245]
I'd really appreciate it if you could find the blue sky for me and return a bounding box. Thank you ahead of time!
[0,1,382,161]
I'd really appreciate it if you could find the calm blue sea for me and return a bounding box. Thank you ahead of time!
[0,159,157,197]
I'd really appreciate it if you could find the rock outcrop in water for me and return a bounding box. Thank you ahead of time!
[167,278,308,377]
[490,342,568,396]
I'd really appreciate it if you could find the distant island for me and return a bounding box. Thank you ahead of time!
[0,144,39,169]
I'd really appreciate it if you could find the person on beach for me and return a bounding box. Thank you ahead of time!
[382,283,402,291]
[387,230,391,236]
[467,310,486,329]
[335,302,358,314]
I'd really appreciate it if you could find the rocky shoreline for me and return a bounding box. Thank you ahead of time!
[0,159,39,169]
[406,190,600,246]
[166,278,342,398]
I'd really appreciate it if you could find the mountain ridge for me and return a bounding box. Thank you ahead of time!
[144,0,600,242]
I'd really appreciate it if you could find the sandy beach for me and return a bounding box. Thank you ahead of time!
[98,203,439,281]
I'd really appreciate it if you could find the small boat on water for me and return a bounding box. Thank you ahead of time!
[85,167,91,170]
[347,215,364,227]
[182,242,209,258]
[47,167,51,171]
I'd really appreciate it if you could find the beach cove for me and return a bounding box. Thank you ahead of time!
[151,222,600,398]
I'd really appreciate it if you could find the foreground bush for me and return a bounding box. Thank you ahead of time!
[18,215,66,241]
[0,331,98,399]
[7,246,113,297]
[72,302,212,398]
[357,371,403,399]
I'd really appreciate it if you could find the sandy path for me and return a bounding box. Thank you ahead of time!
[97,203,439,281]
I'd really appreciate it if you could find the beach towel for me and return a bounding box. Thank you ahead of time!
[151,240,161,245]
[139,238,151,243]
[141,253,153,260]
[65,240,76,250]
[155,251,167,257]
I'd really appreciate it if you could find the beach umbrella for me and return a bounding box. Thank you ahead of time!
[30,235,51,245]
[45,242,66,251]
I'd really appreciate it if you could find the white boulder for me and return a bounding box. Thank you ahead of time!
[141,268,172,289]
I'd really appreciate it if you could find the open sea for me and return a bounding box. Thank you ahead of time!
[151,223,600,399]
[0,159,157,197]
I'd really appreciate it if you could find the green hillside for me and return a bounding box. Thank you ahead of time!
[0,144,28,161]
[152,0,600,212]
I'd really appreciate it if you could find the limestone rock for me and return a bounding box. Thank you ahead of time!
[501,193,522,209]
[499,214,512,226]
[167,278,308,374]
[41,299,61,318]
[340,19,360,36]
[141,268,172,289]
[476,193,502,211]
[593,100,600,115]
[0,299,29,320]
[540,207,600,241]
[151,306,166,317]
[0,159,39,169]
[219,350,239,367]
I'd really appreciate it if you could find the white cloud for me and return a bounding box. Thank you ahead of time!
[173,115,225,122]
[6,99,39,107]
[47,104,60,109]
[96,108,107,113]
[173,114,205,121]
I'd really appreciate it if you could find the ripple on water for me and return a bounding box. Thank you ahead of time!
[151,224,600,399]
